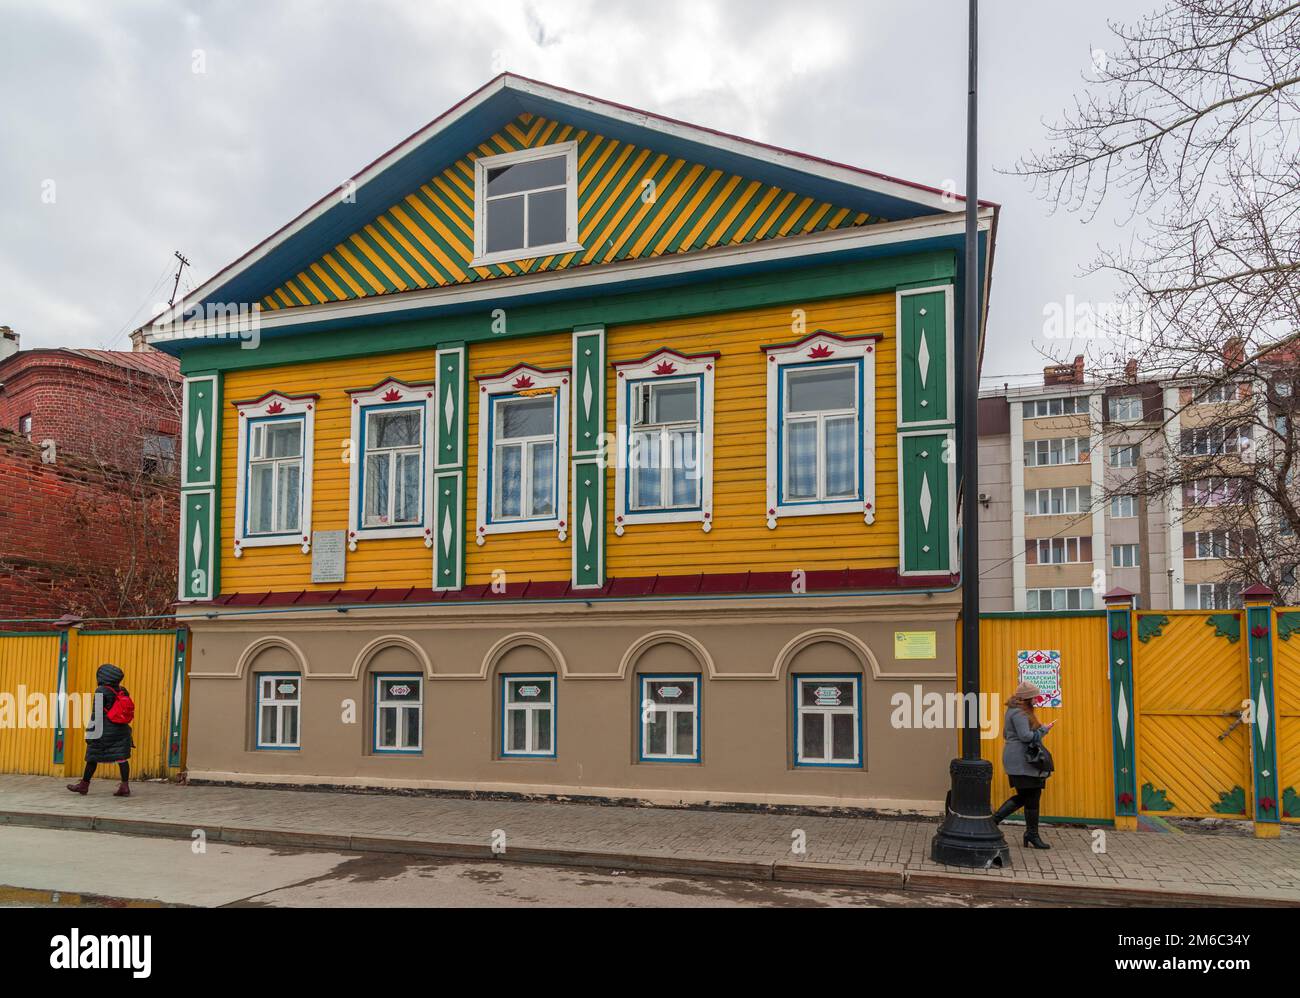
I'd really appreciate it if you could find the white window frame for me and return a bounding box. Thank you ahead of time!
[233,392,317,557]
[1032,537,1088,564]
[1026,486,1091,516]
[763,332,878,528]
[1026,587,1095,611]
[501,674,557,758]
[1027,396,1088,417]
[476,364,570,543]
[256,673,301,750]
[1190,530,1242,560]
[613,349,716,534]
[794,675,861,767]
[373,673,423,754]
[1108,395,1143,422]
[1023,436,1090,467]
[1111,495,1138,518]
[639,675,701,762]
[345,378,436,550]
[1185,582,1243,609]
[1111,543,1141,568]
[1109,444,1140,468]
[471,142,582,268]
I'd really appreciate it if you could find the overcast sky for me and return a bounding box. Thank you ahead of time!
[0,0,1150,383]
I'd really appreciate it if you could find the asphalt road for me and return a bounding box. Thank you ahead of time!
[0,826,1061,907]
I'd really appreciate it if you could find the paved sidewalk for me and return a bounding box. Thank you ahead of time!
[1,775,1297,905]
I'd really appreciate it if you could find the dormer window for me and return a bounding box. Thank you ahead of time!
[473,143,581,267]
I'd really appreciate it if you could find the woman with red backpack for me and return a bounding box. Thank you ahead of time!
[66,663,135,797]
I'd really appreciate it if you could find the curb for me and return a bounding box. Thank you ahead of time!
[1,808,1295,908]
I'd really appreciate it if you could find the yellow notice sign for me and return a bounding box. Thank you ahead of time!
[894,631,937,660]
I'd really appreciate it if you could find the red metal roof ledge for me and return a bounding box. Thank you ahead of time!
[1242,583,1275,601]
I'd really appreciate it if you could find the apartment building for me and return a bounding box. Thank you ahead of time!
[977,355,1263,611]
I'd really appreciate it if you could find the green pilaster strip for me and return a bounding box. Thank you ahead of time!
[1106,606,1138,818]
[167,629,187,768]
[179,490,216,601]
[180,371,221,601]
[572,326,605,458]
[899,289,950,424]
[433,343,467,591]
[433,471,464,591]
[52,630,69,766]
[1247,603,1280,826]
[572,326,605,589]
[572,460,603,590]
[899,431,952,574]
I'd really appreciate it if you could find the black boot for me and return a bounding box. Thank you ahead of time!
[1023,806,1051,849]
[991,796,1021,825]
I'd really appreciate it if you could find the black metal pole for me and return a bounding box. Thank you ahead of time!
[959,0,981,763]
[929,0,1010,868]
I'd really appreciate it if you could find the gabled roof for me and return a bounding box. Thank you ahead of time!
[152,74,989,333]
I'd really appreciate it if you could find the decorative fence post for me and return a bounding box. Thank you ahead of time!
[1244,584,1281,838]
[1104,588,1138,831]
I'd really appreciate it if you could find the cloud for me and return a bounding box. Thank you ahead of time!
[0,0,1144,376]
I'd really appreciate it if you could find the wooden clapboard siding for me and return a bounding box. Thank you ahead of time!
[219,348,440,593]
[603,292,898,575]
[465,332,575,583]
[260,113,882,311]
[218,289,899,593]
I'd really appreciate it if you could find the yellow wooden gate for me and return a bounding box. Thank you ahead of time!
[66,630,185,780]
[0,632,63,776]
[1277,610,1300,824]
[1132,611,1252,818]
[976,613,1114,824]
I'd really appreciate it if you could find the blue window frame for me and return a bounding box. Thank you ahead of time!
[500,674,556,757]
[488,394,558,524]
[793,674,862,767]
[357,401,426,531]
[625,376,703,513]
[778,361,862,506]
[243,415,305,537]
[256,673,301,750]
[372,673,422,754]
[638,675,701,762]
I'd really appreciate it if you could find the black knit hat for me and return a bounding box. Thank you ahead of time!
[96,664,124,686]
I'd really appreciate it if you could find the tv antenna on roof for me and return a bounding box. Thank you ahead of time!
[168,251,191,307]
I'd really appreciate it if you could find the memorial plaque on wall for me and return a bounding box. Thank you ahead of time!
[311,530,347,584]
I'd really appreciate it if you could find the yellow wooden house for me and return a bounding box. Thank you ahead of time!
[149,75,996,808]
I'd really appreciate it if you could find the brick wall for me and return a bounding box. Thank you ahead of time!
[0,351,180,472]
[0,432,178,625]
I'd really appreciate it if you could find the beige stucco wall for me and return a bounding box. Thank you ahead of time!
[180,594,960,811]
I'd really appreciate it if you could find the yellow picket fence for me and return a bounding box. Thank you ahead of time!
[0,628,188,781]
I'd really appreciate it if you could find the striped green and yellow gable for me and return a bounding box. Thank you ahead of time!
[260,112,887,310]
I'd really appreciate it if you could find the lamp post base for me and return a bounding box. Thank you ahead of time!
[930,757,1010,868]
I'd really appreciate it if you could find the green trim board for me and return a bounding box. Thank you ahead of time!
[897,286,953,426]
[52,630,69,766]
[179,251,956,375]
[571,325,606,589]
[1246,603,1280,825]
[898,429,954,575]
[1107,606,1138,819]
[433,343,467,591]
[167,629,186,768]
[179,370,222,602]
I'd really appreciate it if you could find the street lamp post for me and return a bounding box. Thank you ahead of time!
[929,0,1011,868]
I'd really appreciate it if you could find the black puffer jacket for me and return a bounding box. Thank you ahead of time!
[85,664,133,763]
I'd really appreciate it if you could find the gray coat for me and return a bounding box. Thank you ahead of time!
[1002,707,1049,777]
